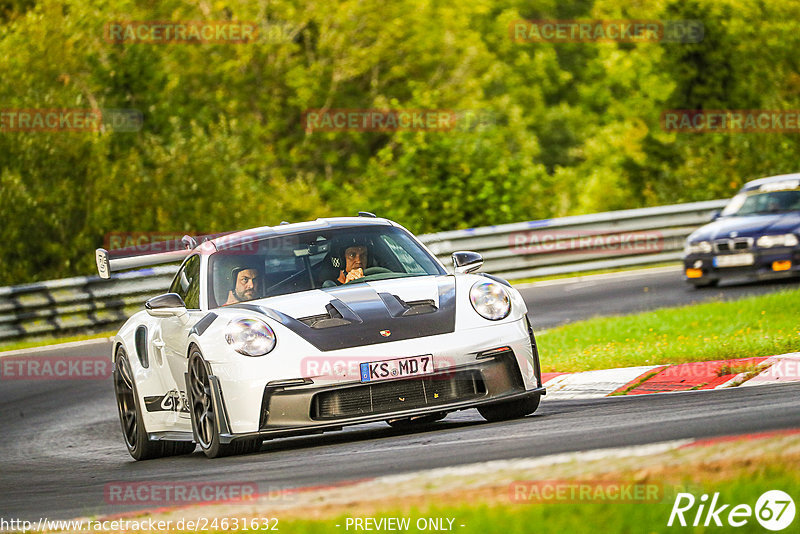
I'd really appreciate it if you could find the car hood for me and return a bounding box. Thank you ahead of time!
[226,275,457,351]
[260,276,445,318]
[690,213,800,241]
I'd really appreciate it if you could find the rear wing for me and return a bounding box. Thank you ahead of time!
[95,235,201,279]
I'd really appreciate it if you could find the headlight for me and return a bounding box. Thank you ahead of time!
[469,281,511,320]
[685,240,712,254]
[224,318,276,356]
[757,234,799,248]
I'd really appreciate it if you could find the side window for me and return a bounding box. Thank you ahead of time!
[169,255,201,309]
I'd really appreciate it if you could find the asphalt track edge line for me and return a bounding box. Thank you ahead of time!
[512,265,682,289]
[0,336,114,357]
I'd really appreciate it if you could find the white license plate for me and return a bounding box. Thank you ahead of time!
[360,355,434,383]
[713,253,754,267]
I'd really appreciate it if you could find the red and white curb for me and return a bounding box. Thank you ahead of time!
[739,352,800,387]
[542,352,800,400]
[542,366,661,400]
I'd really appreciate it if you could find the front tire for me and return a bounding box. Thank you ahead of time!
[114,348,195,460]
[478,394,541,423]
[188,349,262,458]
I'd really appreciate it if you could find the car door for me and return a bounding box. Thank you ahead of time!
[159,254,204,426]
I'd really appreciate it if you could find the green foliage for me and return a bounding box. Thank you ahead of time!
[1,0,800,284]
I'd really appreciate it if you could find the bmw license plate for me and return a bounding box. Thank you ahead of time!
[713,253,754,267]
[360,355,434,383]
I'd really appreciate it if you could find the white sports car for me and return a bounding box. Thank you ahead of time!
[96,215,546,459]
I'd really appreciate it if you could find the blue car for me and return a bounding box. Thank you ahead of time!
[683,173,800,287]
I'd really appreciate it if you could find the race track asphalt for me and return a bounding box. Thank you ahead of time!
[1,267,798,521]
[518,266,799,329]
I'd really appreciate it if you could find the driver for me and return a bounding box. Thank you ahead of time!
[337,244,369,284]
[224,261,262,305]
[765,196,783,212]
[323,238,372,287]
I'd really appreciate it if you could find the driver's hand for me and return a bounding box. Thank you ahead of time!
[344,268,364,282]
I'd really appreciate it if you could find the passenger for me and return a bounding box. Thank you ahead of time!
[224,263,262,304]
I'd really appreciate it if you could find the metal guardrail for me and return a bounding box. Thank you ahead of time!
[419,199,727,279]
[0,200,726,342]
[0,266,178,342]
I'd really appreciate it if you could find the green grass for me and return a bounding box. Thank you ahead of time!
[537,287,800,372]
[248,456,799,534]
[0,330,116,353]
[717,363,761,376]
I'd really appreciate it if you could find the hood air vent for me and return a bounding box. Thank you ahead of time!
[378,293,438,317]
[298,294,436,328]
[298,301,360,329]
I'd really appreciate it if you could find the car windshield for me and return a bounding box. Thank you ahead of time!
[208,225,445,308]
[721,189,800,216]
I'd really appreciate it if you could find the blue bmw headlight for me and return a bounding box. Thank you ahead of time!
[469,281,511,320]
[757,234,799,248]
[685,240,712,254]
[224,318,276,356]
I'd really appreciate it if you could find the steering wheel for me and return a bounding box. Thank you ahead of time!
[343,266,392,284]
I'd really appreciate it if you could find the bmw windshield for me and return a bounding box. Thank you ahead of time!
[721,188,800,216]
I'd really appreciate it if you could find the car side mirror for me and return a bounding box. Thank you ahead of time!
[145,293,187,317]
[709,209,721,221]
[452,251,484,274]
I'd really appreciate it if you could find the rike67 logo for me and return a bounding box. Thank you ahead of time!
[668,490,795,531]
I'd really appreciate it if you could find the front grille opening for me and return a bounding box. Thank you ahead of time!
[714,238,753,253]
[310,370,486,420]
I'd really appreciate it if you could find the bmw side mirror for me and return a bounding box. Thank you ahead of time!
[145,293,187,317]
[709,209,721,221]
[452,251,484,274]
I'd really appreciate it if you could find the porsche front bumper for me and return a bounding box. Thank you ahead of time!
[209,318,545,442]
